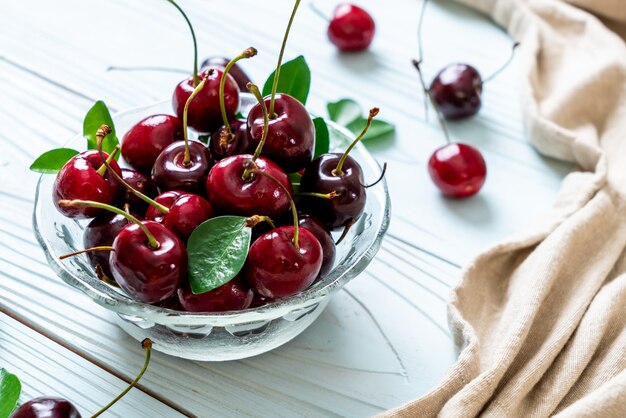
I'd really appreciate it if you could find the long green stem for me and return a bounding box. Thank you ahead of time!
[166,0,199,85]
[91,339,153,418]
[58,200,160,250]
[183,75,208,166]
[219,47,257,137]
[95,126,169,215]
[333,108,379,177]
[96,145,120,176]
[242,83,269,181]
[411,59,450,144]
[269,0,302,117]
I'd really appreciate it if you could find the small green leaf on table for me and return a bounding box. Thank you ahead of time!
[312,117,329,158]
[29,148,79,173]
[327,98,362,126]
[0,368,21,418]
[262,55,311,106]
[346,118,395,141]
[84,100,119,154]
[187,216,252,294]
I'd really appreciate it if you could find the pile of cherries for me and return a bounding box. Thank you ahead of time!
[51,0,381,314]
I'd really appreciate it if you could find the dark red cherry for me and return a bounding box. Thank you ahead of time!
[156,295,184,310]
[328,4,375,52]
[53,150,122,219]
[429,64,482,120]
[121,114,183,174]
[151,140,213,195]
[177,276,253,312]
[247,94,314,173]
[145,190,214,241]
[428,143,486,198]
[110,221,187,304]
[201,56,252,91]
[250,295,270,308]
[244,226,322,299]
[119,169,157,213]
[300,153,366,229]
[206,155,292,217]
[297,214,336,278]
[209,119,250,161]
[172,68,239,133]
[10,397,81,418]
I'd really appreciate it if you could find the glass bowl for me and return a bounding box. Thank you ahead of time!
[33,95,391,361]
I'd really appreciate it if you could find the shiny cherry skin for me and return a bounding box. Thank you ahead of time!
[209,119,250,161]
[428,143,486,198]
[110,221,187,304]
[145,190,214,241]
[328,4,375,52]
[297,214,336,277]
[247,94,314,173]
[53,150,122,219]
[201,56,252,91]
[172,68,239,133]
[206,155,292,217]
[119,169,157,213]
[10,397,81,418]
[300,153,366,229]
[177,276,253,312]
[244,226,322,299]
[156,295,184,310]
[430,64,482,119]
[121,114,183,174]
[151,140,213,195]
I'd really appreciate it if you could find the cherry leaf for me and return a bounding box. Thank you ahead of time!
[29,148,79,174]
[84,100,118,154]
[262,55,311,105]
[313,117,330,159]
[187,216,252,294]
[288,172,302,195]
[346,118,395,141]
[0,368,21,418]
[327,99,362,126]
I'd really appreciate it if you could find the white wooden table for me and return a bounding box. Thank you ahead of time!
[0,0,572,416]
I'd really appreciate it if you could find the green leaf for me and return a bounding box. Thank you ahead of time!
[312,117,330,159]
[262,56,311,105]
[0,368,21,418]
[288,172,302,195]
[84,101,118,154]
[235,112,245,120]
[346,118,395,142]
[187,216,252,294]
[29,148,79,174]
[197,134,210,144]
[327,99,362,126]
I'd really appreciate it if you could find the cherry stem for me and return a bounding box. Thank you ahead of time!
[60,246,114,260]
[416,0,429,64]
[91,339,153,418]
[333,107,379,177]
[269,0,302,118]
[245,215,276,229]
[482,42,520,84]
[183,73,209,166]
[362,162,388,188]
[297,191,338,200]
[251,167,300,249]
[242,82,269,181]
[96,145,120,177]
[411,59,450,144]
[95,265,119,288]
[219,47,257,137]
[58,200,160,250]
[335,219,354,246]
[96,126,169,215]
[308,2,329,21]
[165,0,199,86]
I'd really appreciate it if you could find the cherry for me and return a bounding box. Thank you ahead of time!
[53,147,122,219]
[297,213,336,277]
[121,114,183,174]
[157,295,184,310]
[300,108,379,229]
[327,4,375,52]
[119,169,157,212]
[177,276,253,312]
[145,190,214,241]
[429,64,483,119]
[201,56,253,94]
[10,397,81,418]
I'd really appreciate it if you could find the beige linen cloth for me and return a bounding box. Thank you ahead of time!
[381,0,626,417]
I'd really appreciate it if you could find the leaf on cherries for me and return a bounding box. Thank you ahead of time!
[84,100,119,154]
[187,216,252,294]
[288,172,302,195]
[327,98,395,142]
[0,368,21,418]
[197,134,210,144]
[29,148,80,174]
[312,117,329,159]
[262,55,311,106]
